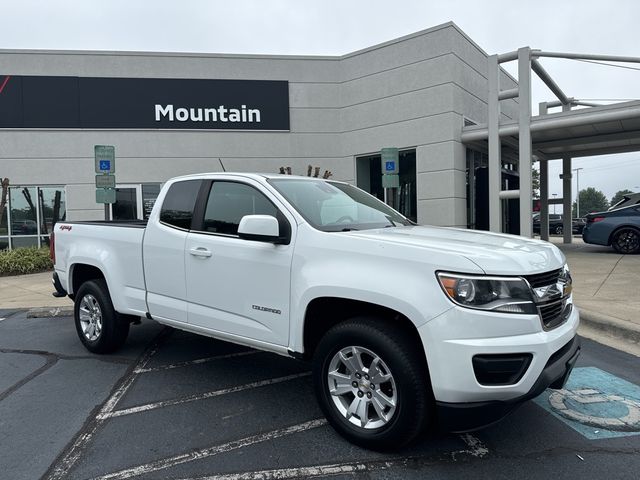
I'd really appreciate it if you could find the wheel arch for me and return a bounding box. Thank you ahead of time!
[302,297,427,365]
[69,263,106,298]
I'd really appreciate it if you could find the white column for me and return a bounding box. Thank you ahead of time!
[562,103,572,244]
[540,160,549,240]
[488,55,502,232]
[518,47,533,238]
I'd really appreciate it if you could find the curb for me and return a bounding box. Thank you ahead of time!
[577,306,640,345]
[26,306,74,318]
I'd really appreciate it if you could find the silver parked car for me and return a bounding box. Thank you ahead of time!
[583,204,640,254]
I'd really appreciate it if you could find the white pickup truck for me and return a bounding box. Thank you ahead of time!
[51,173,580,449]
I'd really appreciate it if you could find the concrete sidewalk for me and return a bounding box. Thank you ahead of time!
[0,271,72,311]
[550,237,640,347]
[0,241,638,347]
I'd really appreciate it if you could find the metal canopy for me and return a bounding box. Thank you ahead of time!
[461,47,640,242]
[462,100,640,160]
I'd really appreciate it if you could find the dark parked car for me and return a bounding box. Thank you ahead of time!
[533,214,564,235]
[572,217,587,235]
[583,205,640,254]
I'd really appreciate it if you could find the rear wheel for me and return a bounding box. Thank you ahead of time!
[74,279,130,353]
[554,225,563,235]
[312,317,432,450]
[612,228,640,254]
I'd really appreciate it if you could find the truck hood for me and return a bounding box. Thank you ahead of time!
[348,226,565,275]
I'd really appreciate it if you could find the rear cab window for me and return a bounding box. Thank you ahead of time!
[159,179,203,229]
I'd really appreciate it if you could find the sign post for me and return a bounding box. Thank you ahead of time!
[381,148,399,208]
[94,145,116,220]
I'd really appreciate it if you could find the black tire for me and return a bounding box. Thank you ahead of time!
[312,317,433,450]
[74,279,130,353]
[611,227,640,254]
[554,225,563,235]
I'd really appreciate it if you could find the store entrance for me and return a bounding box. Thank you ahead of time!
[112,186,139,220]
[111,184,161,221]
[356,149,417,222]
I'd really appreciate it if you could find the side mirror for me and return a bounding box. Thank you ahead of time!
[238,215,281,243]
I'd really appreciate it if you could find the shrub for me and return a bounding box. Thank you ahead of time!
[0,247,53,276]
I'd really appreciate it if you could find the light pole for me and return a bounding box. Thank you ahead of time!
[573,167,583,217]
[552,193,557,214]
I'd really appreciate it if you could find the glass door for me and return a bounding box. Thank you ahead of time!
[356,149,417,223]
[110,184,161,221]
[111,185,142,220]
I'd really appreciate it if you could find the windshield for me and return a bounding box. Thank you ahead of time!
[269,178,413,232]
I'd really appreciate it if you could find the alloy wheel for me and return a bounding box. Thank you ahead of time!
[326,346,397,429]
[78,294,103,341]
[615,229,640,254]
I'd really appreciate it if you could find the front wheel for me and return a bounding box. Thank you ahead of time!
[312,318,432,450]
[74,279,130,353]
[554,225,563,235]
[612,228,640,254]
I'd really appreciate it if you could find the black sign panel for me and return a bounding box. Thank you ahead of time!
[0,75,289,130]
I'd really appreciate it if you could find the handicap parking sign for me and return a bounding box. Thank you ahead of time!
[385,161,395,172]
[99,160,111,171]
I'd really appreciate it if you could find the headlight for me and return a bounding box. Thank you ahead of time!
[437,272,537,314]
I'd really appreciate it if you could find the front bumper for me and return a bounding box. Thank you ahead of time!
[418,297,580,431]
[436,335,580,431]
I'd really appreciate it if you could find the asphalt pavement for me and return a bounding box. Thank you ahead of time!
[0,311,639,480]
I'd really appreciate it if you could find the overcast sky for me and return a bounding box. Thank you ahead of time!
[2,0,639,206]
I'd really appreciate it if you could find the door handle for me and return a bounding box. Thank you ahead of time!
[189,247,212,258]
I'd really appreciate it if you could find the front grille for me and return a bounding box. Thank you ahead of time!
[523,268,571,330]
[524,268,562,288]
[539,300,563,320]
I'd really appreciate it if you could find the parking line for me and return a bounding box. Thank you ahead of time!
[134,350,259,373]
[46,330,168,480]
[88,419,328,480]
[459,433,490,458]
[101,372,311,419]
[174,434,489,479]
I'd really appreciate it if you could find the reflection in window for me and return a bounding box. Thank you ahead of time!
[142,184,161,220]
[38,187,66,235]
[3,185,66,249]
[10,236,39,248]
[10,187,38,235]
[203,182,277,235]
[0,195,7,237]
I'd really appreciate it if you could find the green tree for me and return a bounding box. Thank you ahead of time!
[531,167,540,199]
[572,187,609,217]
[610,189,634,208]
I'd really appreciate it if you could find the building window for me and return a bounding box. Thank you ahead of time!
[355,149,417,223]
[1,185,65,250]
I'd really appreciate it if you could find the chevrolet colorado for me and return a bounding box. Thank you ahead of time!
[51,173,580,448]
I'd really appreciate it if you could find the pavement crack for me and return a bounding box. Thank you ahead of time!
[490,445,640,461]
[593,254,625,297]
[0,351,58,402]
[0,348,132,365]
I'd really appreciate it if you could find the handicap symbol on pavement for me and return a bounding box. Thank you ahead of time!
[549,388,640,432]
[534,367,640,439]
